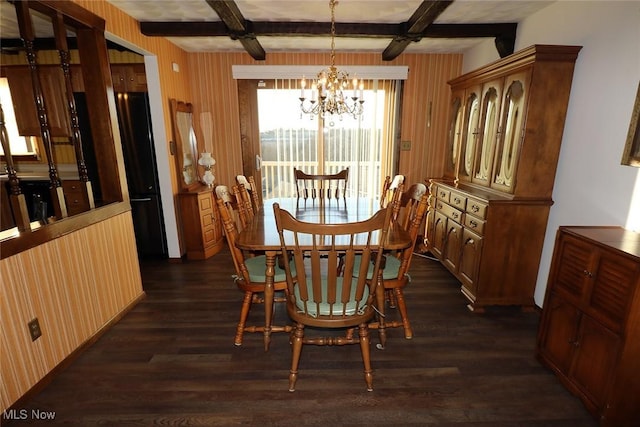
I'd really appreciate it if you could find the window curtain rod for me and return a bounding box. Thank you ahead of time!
[232,65,408,80]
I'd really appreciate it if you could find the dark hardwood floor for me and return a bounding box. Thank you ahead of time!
[5,248,596,426]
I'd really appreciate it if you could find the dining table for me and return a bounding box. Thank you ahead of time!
[235,196,413,351]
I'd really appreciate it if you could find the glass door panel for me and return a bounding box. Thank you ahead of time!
[458,86,480,182]
[472,79,503,186]
[444,90,463,180]
[492,72,529,193]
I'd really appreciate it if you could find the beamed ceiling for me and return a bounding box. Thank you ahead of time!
[0,0,556,60]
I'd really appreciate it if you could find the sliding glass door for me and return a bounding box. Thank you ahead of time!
[256,79,401,199]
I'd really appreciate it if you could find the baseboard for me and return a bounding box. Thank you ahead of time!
[0,292,146,426]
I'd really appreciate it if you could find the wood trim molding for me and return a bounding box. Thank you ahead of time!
[0,201,130,259]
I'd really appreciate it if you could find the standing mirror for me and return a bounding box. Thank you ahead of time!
[170,99,199,191]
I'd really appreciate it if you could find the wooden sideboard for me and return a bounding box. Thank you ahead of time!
[424,45,581,311]
[177,186,224,260]
[536,226,640,425]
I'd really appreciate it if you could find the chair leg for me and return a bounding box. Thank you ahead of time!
[375,273,387,350]
[394,288,413,339]
[234,291,253,346]
[358,324,374,392]
[289,324,304,392]
[387,289,397,308]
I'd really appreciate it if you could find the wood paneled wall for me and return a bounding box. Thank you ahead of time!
[187,52,462,189]
[73,0,195,193]
[77,0,461,193]
[0,213,143,410]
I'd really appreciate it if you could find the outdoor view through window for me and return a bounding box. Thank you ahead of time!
[257,85,388,199]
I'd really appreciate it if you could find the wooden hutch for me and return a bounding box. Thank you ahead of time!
[424,45,582,312]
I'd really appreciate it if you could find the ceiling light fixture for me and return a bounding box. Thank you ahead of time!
[299,0,364,121]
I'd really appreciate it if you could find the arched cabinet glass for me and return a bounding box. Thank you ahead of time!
[444,91,463,180]
[492,73,528,193]
[458,87,480,182]
[472,80,502,186]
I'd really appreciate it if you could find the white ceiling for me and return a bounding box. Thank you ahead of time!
[105,0,555,54]
[0,0,555,55]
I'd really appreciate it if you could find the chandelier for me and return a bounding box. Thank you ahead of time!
[299,0,364,120]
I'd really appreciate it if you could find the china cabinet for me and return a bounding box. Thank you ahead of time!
[425,45,581,311]
[537,226,640,426]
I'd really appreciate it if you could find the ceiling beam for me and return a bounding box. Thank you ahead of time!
[139,21,516,40]
[205,0,265,60]
[382,0,453,61]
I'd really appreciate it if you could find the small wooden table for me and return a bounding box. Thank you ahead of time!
[236,197,412,350]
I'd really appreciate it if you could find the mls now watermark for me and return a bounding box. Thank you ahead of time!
[3,408,56,421]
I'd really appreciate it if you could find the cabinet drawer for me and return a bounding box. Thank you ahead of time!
[435,186,450,203]
[449,190,467,210]
[464,215,485,235]
[435,200,462,223]
[466,198,488,219]
[62,180,82,194]
[62,180,89,215]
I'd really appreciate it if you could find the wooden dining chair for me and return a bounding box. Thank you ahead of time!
[273,202,393,392]
[380,174,405,208]
[236,174,261,213]
[369,183,429,347]
[231,184,255,231]
[293,167,349,199]
[215,193,293,347]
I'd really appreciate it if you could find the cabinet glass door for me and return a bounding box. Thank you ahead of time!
[458,86,480,182]
[492,73,528,192]
[444,91,463,180]
[472,79,502,186]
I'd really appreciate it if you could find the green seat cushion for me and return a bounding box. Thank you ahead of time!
[244,255,295,283]
[352,254,401,280]
[294,277,370,317]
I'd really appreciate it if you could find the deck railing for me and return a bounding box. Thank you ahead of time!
[261,160,381,199]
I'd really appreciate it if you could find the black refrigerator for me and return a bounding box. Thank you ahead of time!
[114,92,168,259]
[75,91,167,258]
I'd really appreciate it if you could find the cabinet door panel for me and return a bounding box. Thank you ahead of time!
[460,228,483,294]
[472,79,502,186]
[5,66,71,137]
[458,86,481,182]
[571,315,620,410]
[442,219,462,273]
[445,90,464,180]
[553,235,593,304]
[539,293,580,374]
[431,211,447,258]
[589,252,640,332]
[492,71,530,193]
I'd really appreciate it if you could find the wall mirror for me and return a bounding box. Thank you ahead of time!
[170,99,199,191]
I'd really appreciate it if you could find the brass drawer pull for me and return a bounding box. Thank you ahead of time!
[471,204,480,213]
[469,220,478,228]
